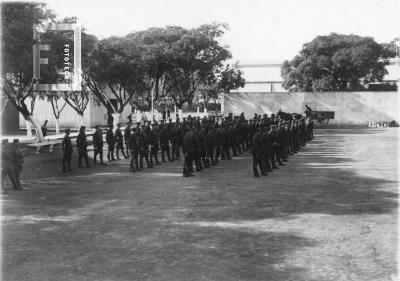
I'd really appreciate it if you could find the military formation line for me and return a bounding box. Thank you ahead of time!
[1,111,315,190]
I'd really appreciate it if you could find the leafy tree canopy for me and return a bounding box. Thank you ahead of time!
[281,33,396,92]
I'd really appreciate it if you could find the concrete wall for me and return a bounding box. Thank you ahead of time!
[19,98,133,129]
[224,91,399,126]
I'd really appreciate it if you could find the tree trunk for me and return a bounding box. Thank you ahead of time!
[78,113,84,127]
[55,118,60,135]
[26,115,44,142]
[111,113,121,131]
[25,119,33,138]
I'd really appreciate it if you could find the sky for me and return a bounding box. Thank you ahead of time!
[23,0,400,62]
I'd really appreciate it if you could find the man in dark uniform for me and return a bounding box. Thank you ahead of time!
[93,125,105,165]
[148,122,161,166]
[77,126,90,168]
[62,128,73,172]
[159,122,172,162]
[1,139,21,190]
[12,139,24,188]
[252,128,264,177]
[206,124,216,166]
[182,127,195,177]
[138,126,152,169]
[124,124,131,158]
[115,123,127,159]
[128,127,141,172]
[106,125,116,161]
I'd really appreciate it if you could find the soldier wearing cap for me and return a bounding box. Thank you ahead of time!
[115,123,127,160]
[106,125,116,161]
[62,128,73,172]
[128,127,140,172]
[77,126,90,168]
[93,125,105,165]
[124,123,131,158]
[1,139,21,189]
[12,139,24,187]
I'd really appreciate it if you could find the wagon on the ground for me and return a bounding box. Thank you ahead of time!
[309,111,335,128]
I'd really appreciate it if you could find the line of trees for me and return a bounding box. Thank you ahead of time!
[1,2,245,140]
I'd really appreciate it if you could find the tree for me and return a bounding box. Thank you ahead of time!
[198,65,245,110]
[126,26,187,111]
[42,92,67,134]
[1,2,56,140]
[84,35,146,127]
[281,33,396,92]
[167,23,232,108]
[63,31,97,127]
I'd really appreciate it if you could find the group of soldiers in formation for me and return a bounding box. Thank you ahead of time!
[1,111,314,190]
[63,111,314,178]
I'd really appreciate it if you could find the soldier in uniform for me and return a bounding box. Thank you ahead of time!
[106,125,116,161]
[1,139,21,190]
[12,139,24,188]
[252,128,264,177]
[206,123,216,166]
[115,123,127,159]
[124,123,131,158]
[159,122,172,162]
[77,126,90,168]
[138,125,152,169]
[62,128,73,172]
[128,127,141,172]
[93,125,105,165]
[182,127,195,177]
[149,122,161,166]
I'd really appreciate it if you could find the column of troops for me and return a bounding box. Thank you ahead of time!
[74,111,314,177]
[1,111,315,190]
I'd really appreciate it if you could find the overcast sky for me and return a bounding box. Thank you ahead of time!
[30,0,400,62]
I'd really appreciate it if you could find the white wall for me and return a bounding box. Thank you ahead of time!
[224,91,399,126]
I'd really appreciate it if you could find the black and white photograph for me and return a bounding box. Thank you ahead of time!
[0,0,399,280]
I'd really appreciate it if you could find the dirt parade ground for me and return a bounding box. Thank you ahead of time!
[1,128,398,281]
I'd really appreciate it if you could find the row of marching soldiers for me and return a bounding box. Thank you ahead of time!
[70,112,314,177]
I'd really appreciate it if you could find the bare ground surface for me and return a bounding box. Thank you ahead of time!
[1,128,398,281]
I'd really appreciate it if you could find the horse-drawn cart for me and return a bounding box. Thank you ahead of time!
[309,111,335,128]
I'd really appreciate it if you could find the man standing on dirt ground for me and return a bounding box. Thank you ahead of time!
[106,125,116,162]
[77,126,90,168]
[62,128,73,172]
[115,123,127,160]
[93,125,105,165]
[1,139,21,190]
[12,139,24,188]
[124,123,131,158]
